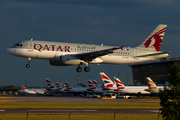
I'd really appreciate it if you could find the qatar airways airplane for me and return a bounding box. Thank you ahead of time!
[7,24,169,72]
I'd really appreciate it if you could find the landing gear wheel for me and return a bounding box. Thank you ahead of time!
[76,67,82,73]
[26,64,30,68]
[84,67,90,72]
[26,58,31,68]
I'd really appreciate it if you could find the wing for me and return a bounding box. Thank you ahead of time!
[75,47,120,61]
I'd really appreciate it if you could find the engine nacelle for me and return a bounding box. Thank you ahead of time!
[61,55,84,65]
[50,55,84,66]
[49,59,66,66]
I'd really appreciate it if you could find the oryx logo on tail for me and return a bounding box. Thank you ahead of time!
[138,24,167,51]
[144,26,167,51]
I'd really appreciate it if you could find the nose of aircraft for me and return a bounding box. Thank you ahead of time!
[6,48,11,54]
[6,48,14,55]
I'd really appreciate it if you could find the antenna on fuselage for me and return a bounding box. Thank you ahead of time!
[31,38,33,41]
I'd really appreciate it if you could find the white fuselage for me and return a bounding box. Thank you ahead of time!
[149,86,164,94]
[18,88,45,95]
[118,86,150,94]
[90,88,107,94]
[7,40,169,65]
[66,87,88,93]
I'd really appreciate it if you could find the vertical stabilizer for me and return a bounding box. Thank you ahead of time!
[45,78,55,89]
[65,82,72,90]
[99,72,117,89]
[92,80,101,88]
[88,79,95,88]
[146,77,158,93]
[22,85,27,91]
[136,24,167,51]
[114,77,125,91]
[87,79,96,91]
[55,82,63,91]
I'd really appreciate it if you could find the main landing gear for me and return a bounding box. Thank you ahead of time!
[76,63,90,73]
[26,58,31,68]
[76,66,82,72]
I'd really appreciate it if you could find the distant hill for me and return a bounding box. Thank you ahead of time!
[0,85,20,91]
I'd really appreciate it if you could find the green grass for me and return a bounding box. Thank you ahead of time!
[0,99,162,119]
[0,114,163,120]
[0,103,161,109]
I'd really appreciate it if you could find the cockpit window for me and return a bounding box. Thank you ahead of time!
[13,44,23,47]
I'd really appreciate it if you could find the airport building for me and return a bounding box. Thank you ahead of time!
[130,56,180,86]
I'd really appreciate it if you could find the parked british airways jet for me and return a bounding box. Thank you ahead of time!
[7,24,169,72]
[145,77,164,94]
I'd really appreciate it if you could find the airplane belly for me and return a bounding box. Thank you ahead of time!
[101,55,157,64]
[119,87,149,94]
[101,55,136,64]
[36,51,56,59]
[24,50,55,59]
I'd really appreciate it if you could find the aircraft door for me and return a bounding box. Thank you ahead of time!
[134,50,139,60]
[28,42,33,52]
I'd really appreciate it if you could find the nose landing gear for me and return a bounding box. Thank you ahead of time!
[26,64,30,68]
[26,58,31,68]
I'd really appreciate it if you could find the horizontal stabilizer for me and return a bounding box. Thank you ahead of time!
[134,51,170,57]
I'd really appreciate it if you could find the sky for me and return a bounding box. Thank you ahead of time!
[1,0,180,88]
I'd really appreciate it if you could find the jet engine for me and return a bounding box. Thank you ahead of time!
[49,55,84,66]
